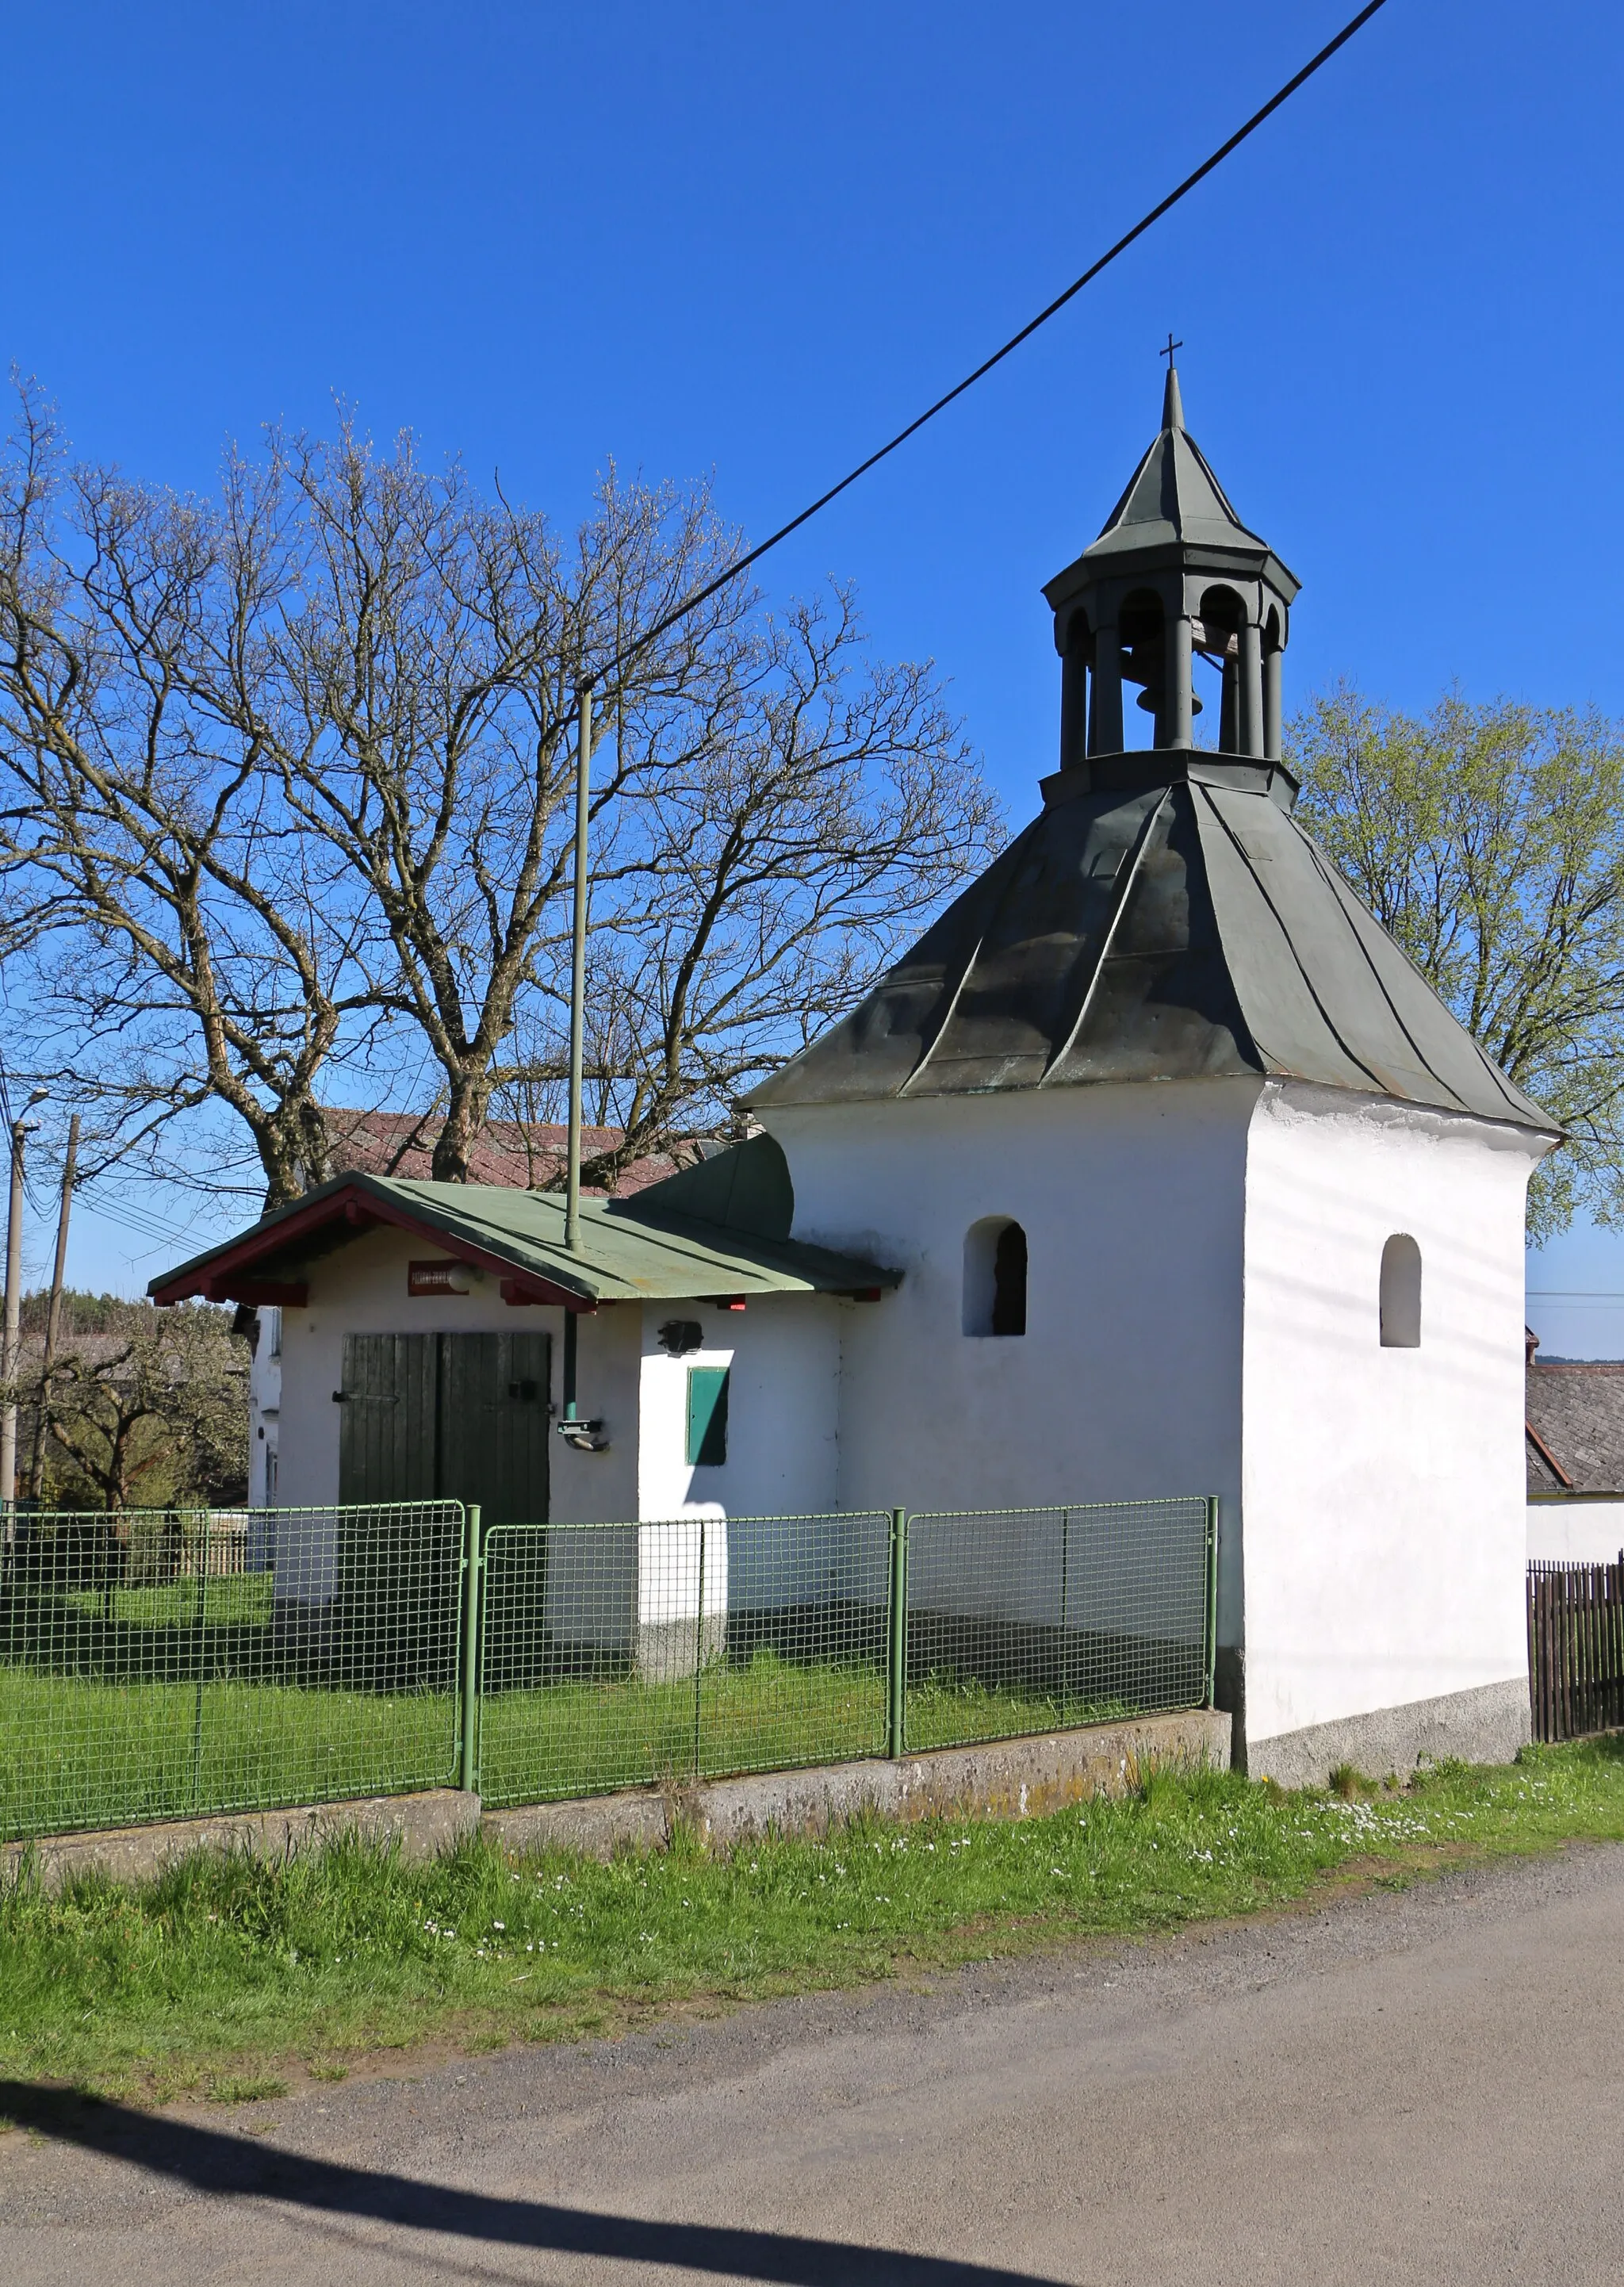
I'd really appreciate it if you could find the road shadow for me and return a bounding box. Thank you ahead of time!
[0,2080,1063,2285]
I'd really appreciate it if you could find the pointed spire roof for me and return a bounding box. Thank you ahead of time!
[1081,361,1276,565]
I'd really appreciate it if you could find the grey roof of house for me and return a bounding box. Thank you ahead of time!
[1527,1362,1624,1495]
[748,755,1557,1135]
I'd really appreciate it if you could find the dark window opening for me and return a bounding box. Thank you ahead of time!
[992,1223,1028,1337]
[1380,1234,1422,1348]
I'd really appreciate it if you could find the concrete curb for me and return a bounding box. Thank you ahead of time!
[483,1709,1232,1860]
[2,1710,1231,1888]
[1,1788,481,1893]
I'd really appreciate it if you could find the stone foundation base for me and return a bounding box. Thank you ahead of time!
[2,1788,481,1893]
[484,1707,1232,1857]
[1243,1676,1531,1788]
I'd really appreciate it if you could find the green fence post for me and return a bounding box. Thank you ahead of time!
[1204,1496,1220,1710]
[459,1504,483,1796]
[693,1516,706,1784]
[190,1511,208,1811]
[886,1507,908,1758]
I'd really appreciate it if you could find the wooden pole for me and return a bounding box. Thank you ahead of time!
[28,1112,79,1502]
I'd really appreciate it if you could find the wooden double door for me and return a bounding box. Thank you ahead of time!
[338,1332,550,1524]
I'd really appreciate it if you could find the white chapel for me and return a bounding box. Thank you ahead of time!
[158,366,1558,1782]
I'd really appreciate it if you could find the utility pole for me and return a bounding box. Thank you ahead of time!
[564,682,593,1256]
[0,1112,33,1510]
[29,1112,79,1502]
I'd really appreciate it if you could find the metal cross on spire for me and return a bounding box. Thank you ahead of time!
[1160,332,1183,368]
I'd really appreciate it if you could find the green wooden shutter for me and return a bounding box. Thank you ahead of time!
[338,1331,550,1522]
[686,1366,730,1466]
[339,1334,438,1505]
[439,1331,552,1526]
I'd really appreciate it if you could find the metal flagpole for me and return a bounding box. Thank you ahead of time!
[28,1111,79,1501]
[564,684,592,1256]
[0,1117,29,1509]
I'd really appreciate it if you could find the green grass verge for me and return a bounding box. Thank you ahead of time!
[4,1737,1624,2105]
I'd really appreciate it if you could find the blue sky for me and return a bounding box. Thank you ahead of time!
[4,1,1622,1341]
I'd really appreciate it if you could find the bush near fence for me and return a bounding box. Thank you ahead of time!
[1,1496,1216,1843]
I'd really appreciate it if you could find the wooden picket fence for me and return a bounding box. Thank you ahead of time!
[1527,1556,1624,1743]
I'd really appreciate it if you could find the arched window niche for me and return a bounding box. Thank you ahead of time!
[1379,1234,1422,1349]
[1118,588,1168,746]
[1195,585,1244,752]
[963,1217,1028,1338]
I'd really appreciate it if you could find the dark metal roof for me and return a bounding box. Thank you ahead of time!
[1526,1362,1624,1496]
[148,1142,896,1312]
[1086,368,1273,560]
[748,753,1556,1134]
[1045,367,1300,605]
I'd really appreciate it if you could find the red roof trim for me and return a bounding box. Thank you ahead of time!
[1526,1419,1575,1491]
[150,1178,598,1313]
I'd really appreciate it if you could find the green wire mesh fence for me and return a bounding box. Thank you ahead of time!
[477,1511,893,1809]
[0,1501,464,1841]
[1,1496,1215,1840]
[902,1500,1215,1753]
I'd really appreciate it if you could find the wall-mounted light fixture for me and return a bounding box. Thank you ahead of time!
[408,1259,477,1297]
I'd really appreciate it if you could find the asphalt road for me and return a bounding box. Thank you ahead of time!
[5,1841,1624,2285]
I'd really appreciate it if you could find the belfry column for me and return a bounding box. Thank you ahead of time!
[1059,623,1089,772]
[1166,611,1193,749]
[1262,642,1283,760]
[1089,610,1123,754]
[1238,619,1265,758]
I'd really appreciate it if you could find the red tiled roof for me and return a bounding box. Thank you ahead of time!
[320,1109,683,1195]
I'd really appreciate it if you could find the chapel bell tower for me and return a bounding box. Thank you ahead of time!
[1042,357,1300,772]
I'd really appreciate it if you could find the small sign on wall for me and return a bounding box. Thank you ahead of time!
[408,1258,473,1297]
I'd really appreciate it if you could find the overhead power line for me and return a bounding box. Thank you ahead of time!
[586,0,1392,696]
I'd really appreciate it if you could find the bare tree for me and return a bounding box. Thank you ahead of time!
[0,381,1000,1201]
[515,586,988,1182]
[0,380,374,1207]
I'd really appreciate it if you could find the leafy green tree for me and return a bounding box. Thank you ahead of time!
[1289,687,1624,1238]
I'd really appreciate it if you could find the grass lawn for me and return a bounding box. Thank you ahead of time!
[2,1645,1141,1837]
[4,1737,1624,2107]
[0,1667,459,1839]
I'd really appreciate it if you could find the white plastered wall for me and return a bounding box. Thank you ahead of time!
[630,1295,844,1637]
[246,1308,282,1560]
[1527,1500,1624,1565]
[762,1079,1257,1656]
[1239,1082,1545,1751]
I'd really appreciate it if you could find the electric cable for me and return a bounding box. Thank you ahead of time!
[584,0,1392,697]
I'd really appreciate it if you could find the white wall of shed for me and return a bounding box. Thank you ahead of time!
[246,1307,282,1550]
[634,1293,844,1620]
[1239,1082,1544,1749]
[1527,1499,1624,1564]
[270,1222,642,1519]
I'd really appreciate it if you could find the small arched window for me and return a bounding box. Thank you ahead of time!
[1380,1234,1422,1348]
[963,1217,1027,1338]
